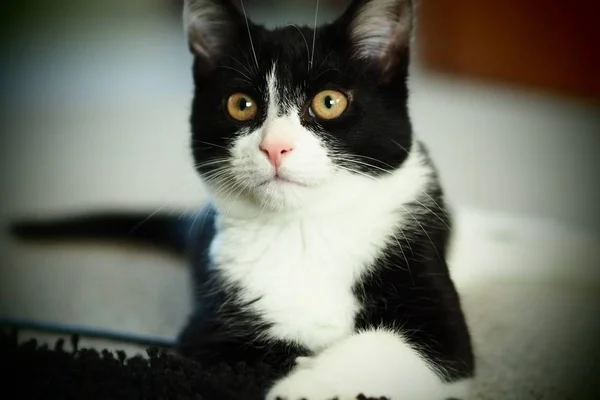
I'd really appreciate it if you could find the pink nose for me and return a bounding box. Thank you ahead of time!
[259,133,295,168]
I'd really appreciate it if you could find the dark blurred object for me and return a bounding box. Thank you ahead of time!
[1,329,278,400]
[417,0,600,102]
[167,0,349,10]
[1,329,389,400]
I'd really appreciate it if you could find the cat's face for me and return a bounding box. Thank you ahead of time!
[185,0,414,213]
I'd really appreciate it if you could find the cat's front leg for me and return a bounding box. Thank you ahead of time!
[266,329,472,400]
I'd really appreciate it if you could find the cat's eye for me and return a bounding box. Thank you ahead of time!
[226,93,258,122]
[309,90,348,120]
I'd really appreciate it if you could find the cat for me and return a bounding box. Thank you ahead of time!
[10,0,475,398]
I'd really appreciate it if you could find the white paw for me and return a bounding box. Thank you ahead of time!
[294,356,315,369]
[266,369,375,400]
[266,369,336,400]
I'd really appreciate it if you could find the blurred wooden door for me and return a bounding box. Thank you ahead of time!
[416,0,600,101]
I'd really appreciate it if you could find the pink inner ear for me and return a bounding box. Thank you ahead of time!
[183,0,238,68]
[378,24,410,76]
[348,0,412,61]
[189,29,214,61]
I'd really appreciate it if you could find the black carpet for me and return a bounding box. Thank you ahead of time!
[0,329,386,400]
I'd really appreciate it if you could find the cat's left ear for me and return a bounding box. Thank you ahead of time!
[339,0,413,81]
[183,0,246,74]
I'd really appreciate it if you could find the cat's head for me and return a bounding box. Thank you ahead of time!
[185,0,415,214]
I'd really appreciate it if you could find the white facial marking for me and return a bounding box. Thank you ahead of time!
[216,63,333,213]
[266,64,278,119]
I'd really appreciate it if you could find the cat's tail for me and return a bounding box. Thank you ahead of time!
[9,211,201,255]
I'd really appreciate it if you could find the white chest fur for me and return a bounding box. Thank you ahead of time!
[208,147,433,352]
[211,209,395,352]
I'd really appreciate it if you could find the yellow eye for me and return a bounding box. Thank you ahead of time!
[226,93,258,121]
[309,90,348,120]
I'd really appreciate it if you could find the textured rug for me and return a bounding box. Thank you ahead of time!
[1,329,386,400]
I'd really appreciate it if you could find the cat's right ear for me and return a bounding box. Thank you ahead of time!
[183,0,244,73]
[338,0,413,82]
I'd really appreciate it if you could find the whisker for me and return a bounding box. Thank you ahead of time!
[401,205,443,262]
[334,156,450,227]
[126,179,202,235]
[191,140,230,152]
[332,156,391,174]
[203,169,235,189]
[395,223,414,261]
[239,0,259,69]
[199,178,237,219]
[347,154,396,169]
[337,165,381,182]
[314,67,341,81]
[215,65,252,82]
[128,204,170,236]
[391,139,410,155]
[315,50,334,73]
[187,207,204,238]
[242,52,258,74]
[310,0,320,69]
[185,181,226,238]
[390,230,414,286]
[336,158,447,250]
[167,203,191,218]
[223,183,248,219]
[177,207,192,221]
[194,166,229,181]
[420,191,450,220]
[206,171,236,194]
[193,157,230,167]
[216,178,247,219]
[287,24,310,72]
[413,198,452,231]
[222,53,253,77]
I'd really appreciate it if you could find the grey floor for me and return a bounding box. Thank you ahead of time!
[1,2,599,398]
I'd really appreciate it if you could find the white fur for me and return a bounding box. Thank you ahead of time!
[267,329,472,400]
[203,66,467,397]
[350,0,412,60]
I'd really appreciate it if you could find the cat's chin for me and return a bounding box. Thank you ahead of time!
[258,176,309,188]
[250,178,311,212]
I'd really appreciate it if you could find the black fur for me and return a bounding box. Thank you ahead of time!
[10,212,192,255]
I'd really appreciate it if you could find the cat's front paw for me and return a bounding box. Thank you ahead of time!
[266,369,336,400]
[266,369,377,400]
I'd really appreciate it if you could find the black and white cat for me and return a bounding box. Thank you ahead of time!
[10,0,475,398]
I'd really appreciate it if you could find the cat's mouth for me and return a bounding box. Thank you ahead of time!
[258,174,308,188]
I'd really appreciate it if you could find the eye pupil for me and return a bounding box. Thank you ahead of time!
[324,95,334,109]
[238,98,249,111]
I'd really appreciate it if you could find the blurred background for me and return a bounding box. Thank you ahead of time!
[0,0,599,398]
[1,0,599,231]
